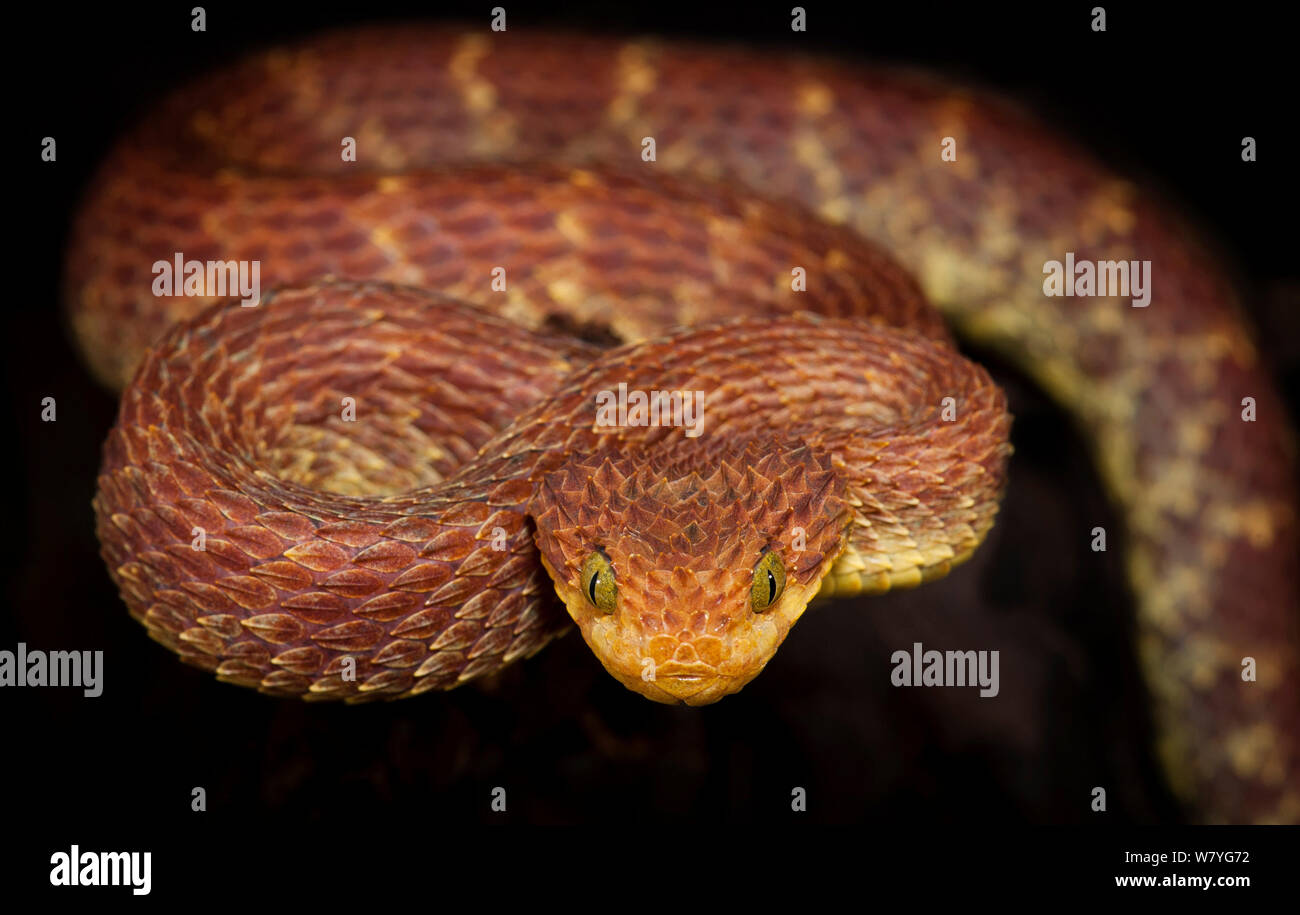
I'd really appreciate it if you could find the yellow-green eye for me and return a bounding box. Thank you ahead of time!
[580,551,617,613]
[751,550,786,612]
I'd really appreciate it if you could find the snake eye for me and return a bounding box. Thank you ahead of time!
[750,550,786,612]
[580,551,617,613]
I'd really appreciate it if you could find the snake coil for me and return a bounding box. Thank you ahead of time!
[65,26,1298,823]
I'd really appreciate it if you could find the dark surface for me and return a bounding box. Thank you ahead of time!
[5,2,1296,836]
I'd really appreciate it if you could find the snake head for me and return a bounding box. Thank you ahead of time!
[530,437,850,705]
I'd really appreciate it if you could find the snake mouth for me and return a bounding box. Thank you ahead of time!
[654,662,715,680]
[652,663,721,698]
[637,666,742,704]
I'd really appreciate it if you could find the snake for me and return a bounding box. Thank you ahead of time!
[63,25,1298,823]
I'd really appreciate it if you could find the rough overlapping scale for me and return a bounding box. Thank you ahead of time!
[70,24,1299,820]
[94,282,587,701]
[94,282,1002,711]
[515,315,1007,704]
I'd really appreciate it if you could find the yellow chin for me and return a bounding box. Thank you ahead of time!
[537,554,826,706]
[614,667,749,706]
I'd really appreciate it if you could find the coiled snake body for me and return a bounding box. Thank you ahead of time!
[65,27,1298,822]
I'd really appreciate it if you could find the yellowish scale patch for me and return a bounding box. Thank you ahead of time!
[546,277,588,310]
[658,139,704,172]
[815,196,855,226]
[797,82,835,117]
[1157,565,1215,628]
[703,215,742,275]
[606,43,658,129]
[973,185,1023,262]
[1207,499,1286,549]
[1084,299,1127,334]
[824,248,852,272]
[1225,723,1286,784]
[1077,180,1138,244]
[362,121,407,171]
[792,82,848,210]
[566,169,607,192]
[817,541,970,599]
[554,209,590,247]
[916,245,1009,323]
[448,34,518,153]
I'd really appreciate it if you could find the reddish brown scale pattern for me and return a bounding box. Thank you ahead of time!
[67,163,938,391]
[69,26,1298,821]
[95,287,999,708]
[532,441,850,704]
[516,318,1008,702]
[97,283,590,700]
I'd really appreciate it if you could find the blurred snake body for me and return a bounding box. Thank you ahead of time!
[65,27,1298,822]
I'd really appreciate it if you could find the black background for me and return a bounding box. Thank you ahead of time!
[4,0,1297,883]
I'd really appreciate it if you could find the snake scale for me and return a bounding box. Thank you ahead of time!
[63,26,1298,823]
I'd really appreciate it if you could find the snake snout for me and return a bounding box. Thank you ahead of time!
[562,566,778,705]
[650,658,732,705]
[640,639,743,705]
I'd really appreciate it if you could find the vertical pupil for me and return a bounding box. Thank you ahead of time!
[767,569,777,603]
[588,570,600,604]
